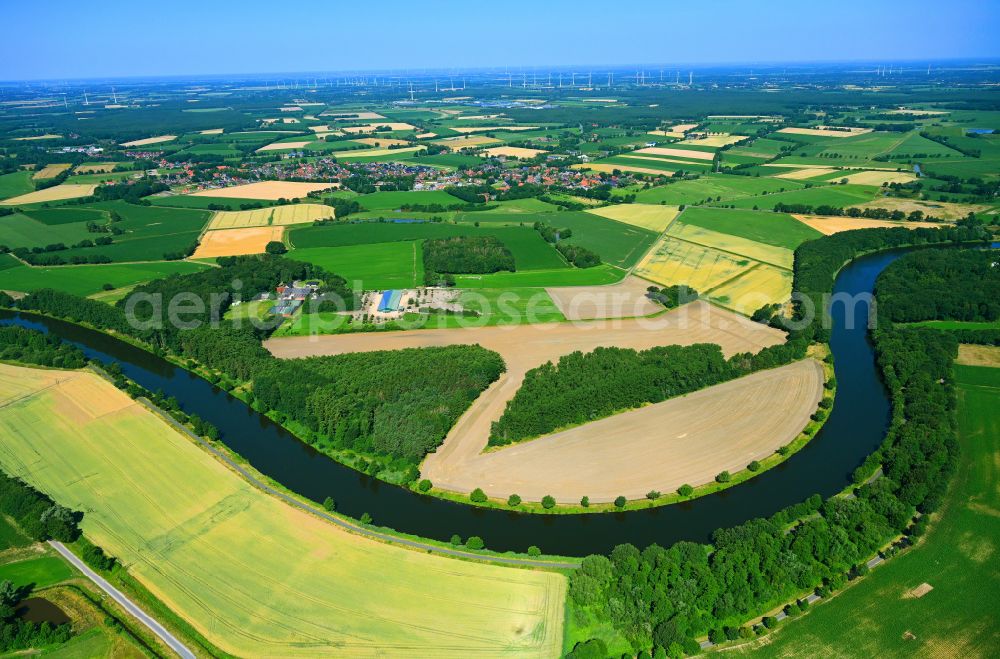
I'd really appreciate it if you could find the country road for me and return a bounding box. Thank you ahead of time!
[48,540,196,659]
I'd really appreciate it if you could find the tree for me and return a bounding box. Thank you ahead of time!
[264,241,287,255]
[715,471,731,483]
[614,496,627,508]
[359,512,372,525]
[541,495,556,509]
[678,484,694,496]
[322,497,336,511]
[449,534,462,546]
[527,545,541,557]
[507,493,522,506]
[646,490,661,500]
[748,460,761,472]
[580,495,590,507]
[466,536,485,550]
[470,488,488,503]
[418,479,432,492]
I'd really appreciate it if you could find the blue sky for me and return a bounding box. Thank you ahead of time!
[2,0,998,81]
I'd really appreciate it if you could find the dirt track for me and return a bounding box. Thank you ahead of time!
[265,301,789,500]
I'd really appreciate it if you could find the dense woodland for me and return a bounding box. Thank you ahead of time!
[0,326,86,369]
[489,343,798,445]
[876,248,1000,322]
[568,225,984,656]
[422,235,515,285]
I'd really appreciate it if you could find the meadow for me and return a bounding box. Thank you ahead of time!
[292,241,422,289]
[736,363,1000,658]
[0,364,567,658]
[1,260,209,296]
[716,183,881,210]
[631,175,804,205]
[0,171,35,200]
[679,207,822,250]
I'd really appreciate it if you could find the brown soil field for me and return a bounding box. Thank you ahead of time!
[119,135,177,147]
[0,184,97,206]
[481,146,546,159]
[415,132,437,139]
[545,275,663,321]
[849,197,991,221]
[684,134,747,147]
[32,163,72,180]
[190,181,338,200]
[791,214,943,235]
[633,146,715,161]
[775,167,839,180]
[255,141,313,152]
[426,360,822,503]
[199,128,224,135]
[192,226,284,258]
[266,301,787,500]
[777,126,872,138]
[957,344,1000,367]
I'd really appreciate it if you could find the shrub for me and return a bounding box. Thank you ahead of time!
[466,535,485,550]
[449,534,462,546]
[677,484,693,497]
[777,445,791,456]
[580,496,590,507]
[470,487,488,503]
[614,496,627,508]
[748,460,761,472]
[541,495,556,509]
[527,545,541,556]
[322,496,336,511]
[359,512,372,525]
[715,471,731,483]
[762,616,778,629]
[417,479,432,492]
[507,493,522,506]
[646,490,661,500]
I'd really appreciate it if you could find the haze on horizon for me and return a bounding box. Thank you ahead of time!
[2,0,998,82]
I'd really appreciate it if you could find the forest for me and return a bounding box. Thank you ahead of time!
[0,326,86,369]
[875,248,1000,322]
[489,341,798,445]
[568,227,971,657]
[422,235,515,284]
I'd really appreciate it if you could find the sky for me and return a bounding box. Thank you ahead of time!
[2,0,998,81]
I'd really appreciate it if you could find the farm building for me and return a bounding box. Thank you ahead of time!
[377,290,404,313]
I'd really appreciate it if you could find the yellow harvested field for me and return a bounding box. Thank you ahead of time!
[848,197,989,221]
[791,214,943,235]
[774,167,840,180]
[709,264,793,312]
[309,124,334,133]
[207,203,335,230]
[887,108,948,115]
[957,344,1000,367]
[647,130,685,138]
[422,360,822,502]
[415,132,437,139]
[670,123,699,133]
[335,145,425,159]
[448,126,539,133]
[193,226,285,258]
[256,140,313,152]
[0,364,565,658]
[458,114,504,120]
[434,135,501,150]
[199,128,224,135]
[667,221,793,268]
[839,170,917,186]
[12,134,62,141]
[190,181,338,200]
[267,300,788,502]
[545,275,662,321]
[352,137,412,147]
[635,237,755,291]
[341,122,416,134]
[621,154,711,166]
[587,203,679,232]
[119,135,177,147]
[0,184,97,206]
[573,162,673,176]
[74,162,119,173]
[777,126,872,138]
[481,146,546,159]
[32,163,72,180]
[282,117,300,124]
[684,134,747,147]
[633,146,715,161]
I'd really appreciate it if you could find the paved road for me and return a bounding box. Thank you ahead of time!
[48,540,196,659]
[141,397,579,570]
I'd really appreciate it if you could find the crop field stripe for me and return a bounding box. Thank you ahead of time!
[662,230,791,271]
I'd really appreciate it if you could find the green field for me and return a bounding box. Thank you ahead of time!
[289,222,567,270]
[909,320,1000,330]
[0,171,34,200]
[678,207,822,250]
[0,212,96,249]
[150,195,279,210]
[715,183,881,210]
[291,241,422,289]
[2,261,209,296]
[20,207,108,225]
[0,364,566,658]
[355,189,461,211]
[631,175,804,206]
[737,363,1000,657]
[0,515,30,551]
[0,554,75,589]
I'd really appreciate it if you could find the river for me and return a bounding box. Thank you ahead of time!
[0,248,931,556]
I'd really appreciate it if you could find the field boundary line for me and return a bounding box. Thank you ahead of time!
[48,540,196,659]
[134,396,579,570]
